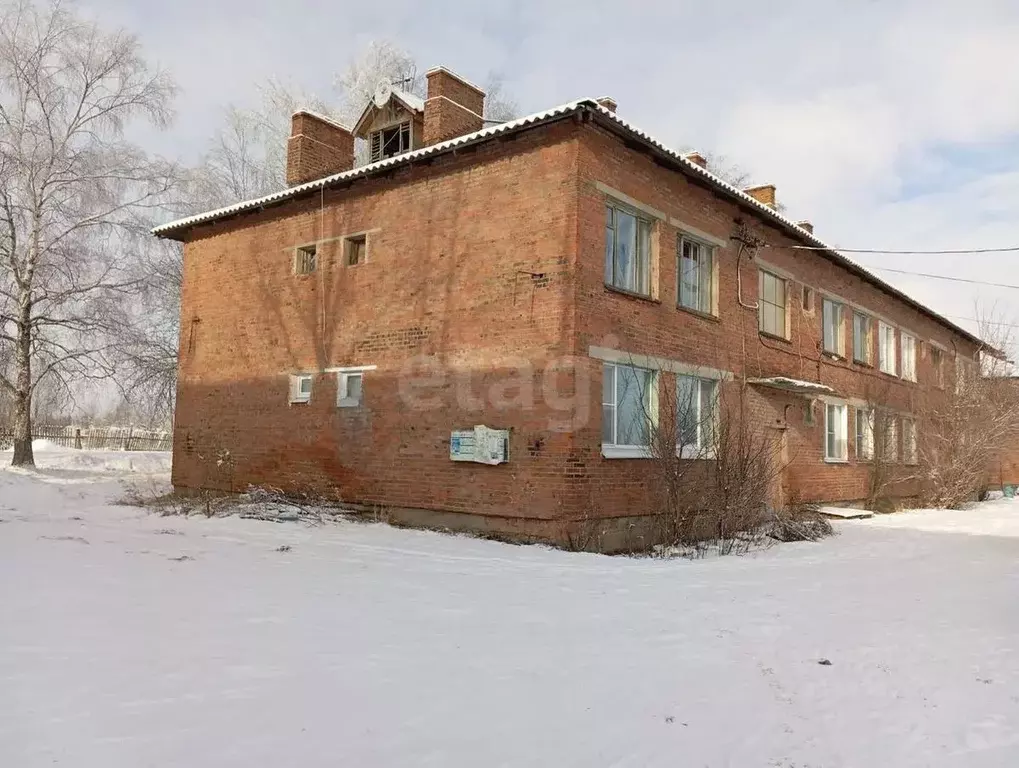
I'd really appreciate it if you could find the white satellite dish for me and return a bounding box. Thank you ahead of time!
[373,78,393,108]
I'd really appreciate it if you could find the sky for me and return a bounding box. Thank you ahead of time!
[80,0,1019,351]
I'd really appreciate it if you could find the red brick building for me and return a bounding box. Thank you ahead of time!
[155,66,989,548]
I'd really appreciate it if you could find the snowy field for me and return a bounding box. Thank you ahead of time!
[3,447,1019,766]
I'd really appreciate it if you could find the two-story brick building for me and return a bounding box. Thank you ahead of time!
[154,66,989,549]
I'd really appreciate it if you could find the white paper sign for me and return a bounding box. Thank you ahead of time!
[449,425,508,464]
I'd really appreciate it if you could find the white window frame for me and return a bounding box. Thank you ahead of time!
[605,202,653,297]
[822,297,845,357]
[901,333,917,382]
[903,417,917,465]
[289,373,313,404]
[326,365,376,408]
[602,362,656,458]
[879,322,897,375]
[854,407,874,461]
[677,236,715,315]
[824,401,849,463]
[853,312,872,365]
[758,270,787,339]
[676,375,719,459]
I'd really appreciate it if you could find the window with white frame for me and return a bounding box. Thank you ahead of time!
[758,270,787,338]
[289,373,313,404]
[822,298,845,356]
[676,375,718,457]
[336,371,364,407]
[903,417,917,464]
[678,237,714,314]
[605,203,652,296]
[853,312,872,364]
[855,407,874,460]
[602,362,655,455]
[901,333,917,382]
[879,322,897,375]
[825,402,849,462]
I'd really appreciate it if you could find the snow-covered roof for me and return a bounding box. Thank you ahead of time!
[293,109,352,132]
[747,377,837,397]
[152,97,987,349]
[153,100,592,238]
[394,87,425,114]
[351,87,425,136]
[425,65,485,95]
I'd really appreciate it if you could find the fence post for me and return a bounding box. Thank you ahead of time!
[122,426,133,452]
[74,428,82,450]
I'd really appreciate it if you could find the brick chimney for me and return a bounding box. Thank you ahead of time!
[683,151,708,169]
[596,96,617,113]
[797,220,814,234]
[744,183,777,209]
[422,66,485,146]
[286,111,354,187]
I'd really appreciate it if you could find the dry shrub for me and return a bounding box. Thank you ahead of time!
[768,504,834,542]
[639,379,814,557]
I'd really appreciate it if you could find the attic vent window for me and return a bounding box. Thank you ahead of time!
[370,121,411,162]
[345,234,367,266]
[295,244,317,275]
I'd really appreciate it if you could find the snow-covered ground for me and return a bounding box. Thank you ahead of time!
[3,447,1019,767]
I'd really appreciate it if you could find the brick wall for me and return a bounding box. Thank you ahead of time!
[422,68,485,146]
[174,122,585,529]
[286,112,354,186]
[570,123,978,513]
[173,112,983,544]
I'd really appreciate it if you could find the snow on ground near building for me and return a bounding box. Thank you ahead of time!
[2,451,1019,767]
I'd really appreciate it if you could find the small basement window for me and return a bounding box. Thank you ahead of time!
[289,373,313,404]
[295,244,317,275]
[345,234,367,266]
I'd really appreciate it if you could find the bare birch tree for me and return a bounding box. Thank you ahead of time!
[0,0,177,465]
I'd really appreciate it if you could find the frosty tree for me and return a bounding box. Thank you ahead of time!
[0,0,177,466]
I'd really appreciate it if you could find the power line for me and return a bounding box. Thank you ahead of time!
[783,245,1019,255]
[867,266,1019,290]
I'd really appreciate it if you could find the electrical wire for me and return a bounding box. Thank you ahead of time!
[781,245,1019,255]
[866,266,1019,291]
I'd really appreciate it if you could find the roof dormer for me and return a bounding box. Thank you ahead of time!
[352,79,425,162]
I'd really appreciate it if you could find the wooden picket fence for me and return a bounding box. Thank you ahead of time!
[0,424,172,452]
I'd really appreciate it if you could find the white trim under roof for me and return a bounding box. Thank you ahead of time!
[151,97,987,351]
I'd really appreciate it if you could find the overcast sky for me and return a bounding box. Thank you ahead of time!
[81,0,1019,349]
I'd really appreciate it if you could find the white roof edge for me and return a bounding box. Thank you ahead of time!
[153,97,985,348]
[392,87,425,113]
[424,65,486,95]
[292,110,352,132]
[152,100,590,236]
